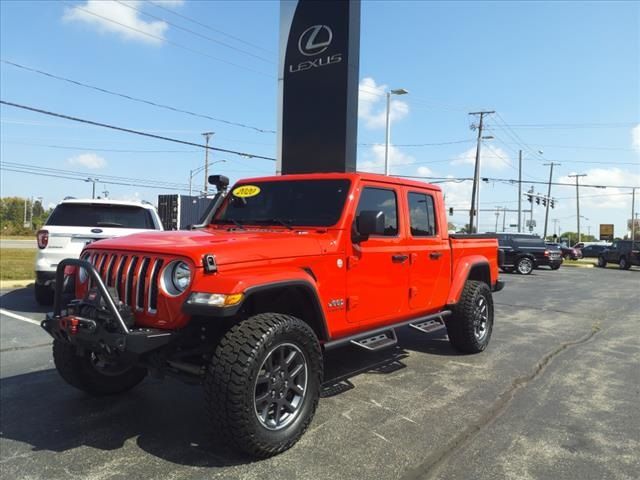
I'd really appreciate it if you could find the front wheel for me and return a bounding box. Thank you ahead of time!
[446,280,494,354]
[516,257,534,275]
[53,340,147,396]
[619,257,631,270]
[204,313,322,458]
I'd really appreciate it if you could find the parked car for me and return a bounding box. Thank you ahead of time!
[547,242,581,260]
[596,240,640,270]
[42,172,504,458]
[34,198,163,305]
[497,233,561,274]
[580,244,609,258]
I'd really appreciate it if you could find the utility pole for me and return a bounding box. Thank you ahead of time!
[202,132,215,195]
[631,187,636,242]
[517,150,522,232]
[468,110,494,233]
[502,207,507,232]
[542,162,560,240]
[528,186,535,233]
[569,174,587,243]
[552,219,559,236]
[494,208,500,232]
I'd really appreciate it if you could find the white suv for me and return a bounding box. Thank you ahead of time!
[35,198,163,305]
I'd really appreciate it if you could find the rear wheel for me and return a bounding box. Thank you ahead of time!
[53,340,147,396]
[446,280,494,354]
[204,313,322,458]
[516,257,534,275]
[619,256,630,270]
[34,283,54,306]
[550,263,561,270]
[597,256,606,268]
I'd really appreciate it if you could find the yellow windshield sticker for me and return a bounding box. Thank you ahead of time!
[232,185,261,198]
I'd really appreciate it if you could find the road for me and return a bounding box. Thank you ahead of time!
[0,239,36,249]
[1,267,638,480]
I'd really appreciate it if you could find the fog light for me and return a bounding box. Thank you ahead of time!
[187,292,243,307]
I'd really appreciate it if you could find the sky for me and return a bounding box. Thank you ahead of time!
[1,0,638,238]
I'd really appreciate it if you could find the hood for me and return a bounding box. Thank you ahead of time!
[86,228,328,266]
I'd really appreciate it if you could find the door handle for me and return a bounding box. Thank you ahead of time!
[392,254,409,263]
[429,251,443,260]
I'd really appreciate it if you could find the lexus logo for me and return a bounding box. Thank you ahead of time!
[298,25,333,56]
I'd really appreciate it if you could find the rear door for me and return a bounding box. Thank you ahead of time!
[346,185,409,326]
[404,189,451,311]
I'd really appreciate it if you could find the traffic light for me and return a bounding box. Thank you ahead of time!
[550,199,555,209]
[449,207,454,216]
[542,198,547,207]
[527,194,533,203]
[536,197,540,205]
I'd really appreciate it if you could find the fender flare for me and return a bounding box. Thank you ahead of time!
[447,256,491,305]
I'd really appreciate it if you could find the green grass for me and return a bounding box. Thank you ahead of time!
[0,248,36,280]
[0,235,35,240]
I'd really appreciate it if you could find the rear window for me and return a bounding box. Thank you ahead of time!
[46,204,155,229]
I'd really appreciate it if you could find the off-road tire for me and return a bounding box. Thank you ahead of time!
[619,256,630,270]
[446,280,494,354]
[34,283,54,306]
[52,340,147,396]
[204,313,322,458]
[516,256,534,275]
[597,256,606,268]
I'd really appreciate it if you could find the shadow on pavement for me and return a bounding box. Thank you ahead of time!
[0,286,49,315]
[0,328,458,467]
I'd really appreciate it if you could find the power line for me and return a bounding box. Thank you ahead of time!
[491,122,637,129]
[2,60,276,133]
[0,100,277,161]
[63,1,274,78]
[359,139,475,147]
[1,140,199,154]
[2,161,190,189]
[147,0,275,55]
[114,1,274,64]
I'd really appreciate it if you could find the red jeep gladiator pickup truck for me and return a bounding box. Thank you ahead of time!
[42,172,503,457]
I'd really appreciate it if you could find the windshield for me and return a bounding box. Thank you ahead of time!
[46,203,155,229]
[213,179,351,227]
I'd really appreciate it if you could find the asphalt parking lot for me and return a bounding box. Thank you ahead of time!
[1,266,639,480]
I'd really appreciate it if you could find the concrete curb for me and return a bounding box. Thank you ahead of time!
[562,262,595,269]
[0,279,34,289]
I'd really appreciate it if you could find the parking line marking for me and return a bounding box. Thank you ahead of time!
[0,308,42,326]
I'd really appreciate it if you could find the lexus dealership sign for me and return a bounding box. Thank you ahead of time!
[277,0,361,174]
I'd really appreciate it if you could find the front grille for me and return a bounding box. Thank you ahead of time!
[83,252,164,315]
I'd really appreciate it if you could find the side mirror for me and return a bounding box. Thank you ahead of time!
[355,210,385,241]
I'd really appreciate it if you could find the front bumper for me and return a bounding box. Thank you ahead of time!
[492,279,505,292]
[41,258,175,356]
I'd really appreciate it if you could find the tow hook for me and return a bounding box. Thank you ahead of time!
[58,316,97,335]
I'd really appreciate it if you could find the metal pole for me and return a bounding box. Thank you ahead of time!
[384,92,391,176]
[543,162,559,240]
[632,187,636,242]
[92,180,96,199]
[502,207,507,232]
[494,208,500,231]
[569,174,587,244]
[23,198,27,225]
[517,150,522,232]
[202,132,214,195]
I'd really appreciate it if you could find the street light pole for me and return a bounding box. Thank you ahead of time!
[384,88,408,176]
[517,150,522,232]
[631,187,636,242]
[202,132,215,195]
[542,162,560,239]
[569,174,587,243]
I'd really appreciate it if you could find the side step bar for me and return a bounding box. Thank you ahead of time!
[324,310,451,351]
[409,317,446,334]
[350,329,397,351]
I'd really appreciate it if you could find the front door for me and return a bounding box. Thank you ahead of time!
[346,186,409,326]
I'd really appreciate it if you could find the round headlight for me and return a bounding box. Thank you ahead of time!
[161,260,192,296]
[172,261,191,292]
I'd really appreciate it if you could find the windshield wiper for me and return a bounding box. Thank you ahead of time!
[258,218,293,230]
[212,218,245,230]
[96,222,124,227]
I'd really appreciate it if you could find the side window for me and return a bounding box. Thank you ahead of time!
[408,192,437,236]
[355,187,398,236]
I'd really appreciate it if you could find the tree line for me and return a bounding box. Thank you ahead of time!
[0,197,52,236]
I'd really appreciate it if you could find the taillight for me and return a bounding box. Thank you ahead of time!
[37,229,49,249]
[544,250,550,256]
